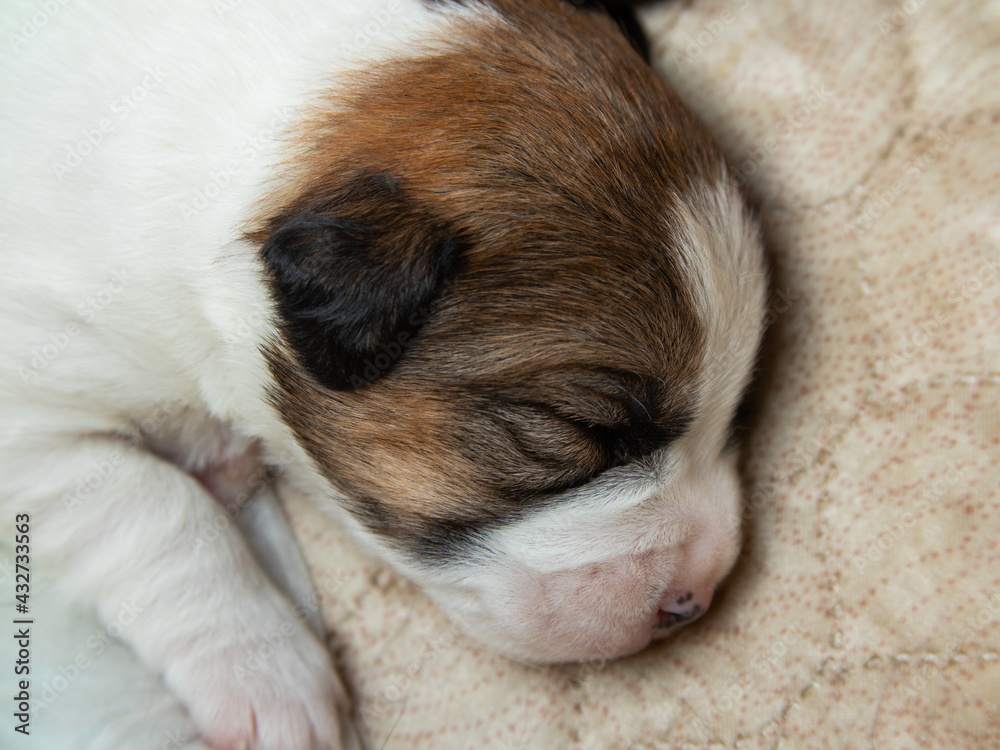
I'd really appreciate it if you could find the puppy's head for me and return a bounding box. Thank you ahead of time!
[254,2,765,663]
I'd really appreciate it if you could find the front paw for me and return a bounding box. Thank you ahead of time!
[164,621,351,750]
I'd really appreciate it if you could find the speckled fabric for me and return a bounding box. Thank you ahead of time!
[287,1,1000,747]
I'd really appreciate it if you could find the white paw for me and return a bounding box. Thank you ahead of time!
[164,620,352,750]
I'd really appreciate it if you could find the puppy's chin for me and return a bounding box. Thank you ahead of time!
[398,452,744,664]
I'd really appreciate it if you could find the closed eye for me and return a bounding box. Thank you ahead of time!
[485,401,692,499]
[469,369,695,501]
[566,407,692,471]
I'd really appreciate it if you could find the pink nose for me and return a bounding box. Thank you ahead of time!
[655,587,713,630]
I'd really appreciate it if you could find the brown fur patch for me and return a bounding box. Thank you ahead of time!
[252,0,727,559]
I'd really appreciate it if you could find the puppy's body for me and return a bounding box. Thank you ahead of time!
[0,1,765,748]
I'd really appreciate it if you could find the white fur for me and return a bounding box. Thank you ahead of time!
[1,2,469,748]
[0,0,765,746]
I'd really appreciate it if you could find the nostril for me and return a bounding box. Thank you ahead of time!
[655,588,713,630]
[656,603,702,628]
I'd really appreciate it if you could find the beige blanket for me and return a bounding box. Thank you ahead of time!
[286,1,1000,746]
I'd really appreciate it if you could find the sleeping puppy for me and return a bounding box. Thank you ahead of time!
[0,0,765,748]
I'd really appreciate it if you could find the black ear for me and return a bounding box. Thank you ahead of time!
[260,172,464,390]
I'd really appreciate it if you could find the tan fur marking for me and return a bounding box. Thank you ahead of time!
[253,1,733,550]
